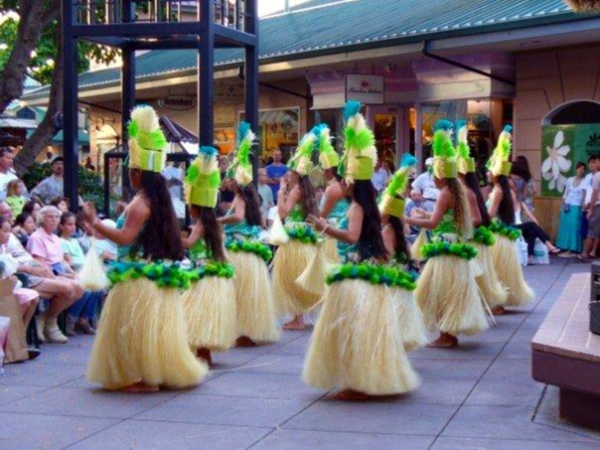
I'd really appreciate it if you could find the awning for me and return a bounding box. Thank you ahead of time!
[26,129,91,144]
[0,116,37,129]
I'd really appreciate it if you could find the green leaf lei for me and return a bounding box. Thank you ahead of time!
[107,261,193,289]
[226,238,273,263]
[489,219,522,241]
[187,261,235,283]
[326,262,417,291]
[421,241,478,261]
[472,226,496,247]
[285,224,318,244]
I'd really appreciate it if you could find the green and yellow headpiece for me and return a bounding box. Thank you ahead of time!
[127,105,168,173]
[487,125,513,177]
[227,121,255,186]
[456,119,476,175]
[380,166,411,218]
[185,146,220,208]
[339,101,377,183]
[288,127,318,177]
[431,119,457,179]
[314,123,339,170]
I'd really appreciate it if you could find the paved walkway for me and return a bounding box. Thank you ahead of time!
[1,261,600,449]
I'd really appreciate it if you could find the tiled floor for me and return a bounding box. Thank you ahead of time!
[1,261,599,449]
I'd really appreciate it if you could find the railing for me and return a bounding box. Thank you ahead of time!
[73,0,248,29]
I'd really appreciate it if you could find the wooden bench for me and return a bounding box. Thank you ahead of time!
[532,273,600,431]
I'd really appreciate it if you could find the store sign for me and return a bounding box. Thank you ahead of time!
[216,84,245,104]
[541,123,600,197]
[158,95,196,111]
[345,74,384,104]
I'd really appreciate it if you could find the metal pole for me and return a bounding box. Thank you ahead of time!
[198,0,215,148]
[62,0,80,211]
[244,0,259,183]
[120,0,135,200]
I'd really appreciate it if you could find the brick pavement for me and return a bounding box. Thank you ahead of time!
[1,261,599,449]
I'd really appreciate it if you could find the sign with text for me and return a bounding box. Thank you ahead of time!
[158,95,196,111]
[345,74,385,104]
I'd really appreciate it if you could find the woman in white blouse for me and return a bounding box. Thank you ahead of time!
[557,162,587,256]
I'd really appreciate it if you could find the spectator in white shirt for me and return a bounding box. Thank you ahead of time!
[371,160,390,192]
[0,147,18,201]
[411,158,439,209]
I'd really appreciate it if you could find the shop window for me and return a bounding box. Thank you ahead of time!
[374,114,397,164]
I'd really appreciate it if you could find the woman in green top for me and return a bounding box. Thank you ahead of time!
[407,121,488,348]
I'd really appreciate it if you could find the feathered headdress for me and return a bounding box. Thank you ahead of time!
[487,125,513,177]
[127,105,167,173]
[401,153,418,169]
[456,120,475,174]
[287,127,317,176]
[228,121,256,186]
[339,101,377,182]
[185,146,220,208]
[432,119,458,179]
[314,123,339,170]
[379,166,411,218]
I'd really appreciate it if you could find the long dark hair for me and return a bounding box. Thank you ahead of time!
[131,170,184,261]
[464,173,491,227]
[446,178,472,238]
[496,175,515,225]
[298,175,318,218]
[511,156,532,182]
[191,205,226,262]
[389,215,408,261]
[352,180,387,260]
[330,166,343,182]
[238,183,262,227]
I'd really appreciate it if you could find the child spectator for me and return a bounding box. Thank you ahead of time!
[12,213,36,247]
[5,179,27,217]
[50,197,69,213]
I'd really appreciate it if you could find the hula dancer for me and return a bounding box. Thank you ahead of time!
[486,126,534,310]
[407,120,489,348]
[380,163,428,352]
[456,120,508,312]
[272,128,322,331]
[302,101,420,401]
[85,105,207,392]
[315,124,349,263]
[181,146,237,366]
[220,122,280,346]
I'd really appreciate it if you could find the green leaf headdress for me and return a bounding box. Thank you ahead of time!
[287,127,317,176]
[313,123,339,170]
[127,105,168,173]
[487,125,513,177]
[228,121,256,186]
[339,101,377,183]
[456,119,475,175]
[432,119,458,179]
[379,166,411,218]
[185,146,220,208]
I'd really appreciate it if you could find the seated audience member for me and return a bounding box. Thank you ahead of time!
[27,206,97,337]
[76,213,117,262]
[22,199,43,224]
[50,197,69,213]
[12,213,36,247]
[5,179,27,217]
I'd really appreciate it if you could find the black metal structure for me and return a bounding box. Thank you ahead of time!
[62,0,259,210]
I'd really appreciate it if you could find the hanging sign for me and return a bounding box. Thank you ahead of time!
[158,95,196,111]
[216,84,245,104]
[541,123,600,197]
[345,74,385,104]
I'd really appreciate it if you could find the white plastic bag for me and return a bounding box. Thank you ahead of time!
[268,215,289,246]
[79,238,109,291]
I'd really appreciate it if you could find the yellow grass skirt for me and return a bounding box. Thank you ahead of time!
[323,237,340,264]
[272,240,322,317]
[416,255,489,336]
[472,242,508,309]
[393,287,428,352]
[87,279,208,390]
[182,276,237,352]
[228,251,281,344]
[302,280,420,396]
[491,235,535,306]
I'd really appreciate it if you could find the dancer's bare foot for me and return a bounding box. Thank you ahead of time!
[335,389,371,401]
[197,347,213,366]
[427,333,458,348]
[283,315,306,331]
[122,382,159,393]
[236,336,257,347]
[492,306,506,315]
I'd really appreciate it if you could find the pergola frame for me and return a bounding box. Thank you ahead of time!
[61,0,259,210]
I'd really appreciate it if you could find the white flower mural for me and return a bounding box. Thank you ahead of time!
[542,130,571,193]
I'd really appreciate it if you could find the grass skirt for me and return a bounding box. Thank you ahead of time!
[416,255,489,336]
[323,237,340,264]
[182,276,237,352]
[491,235,535,306]
[87,279,207,390]
[228,251,281,344]
[302,279,420,396]
[392,287,428,352]
[472,242,508,309]
[272,240,322,317]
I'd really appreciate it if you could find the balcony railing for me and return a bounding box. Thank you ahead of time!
[73,0,248,30]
